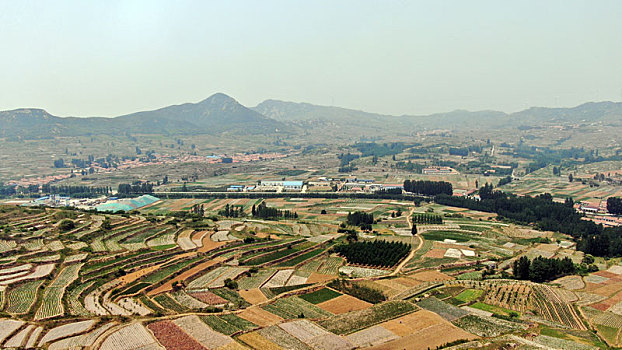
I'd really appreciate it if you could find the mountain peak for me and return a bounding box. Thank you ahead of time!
[199,93,237,105]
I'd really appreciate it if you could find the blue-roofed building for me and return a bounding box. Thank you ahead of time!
[283,181,303,190]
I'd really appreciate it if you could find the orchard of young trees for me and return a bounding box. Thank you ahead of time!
[403,180,453,196]
[333,240,410,267]
[513,256,576,282]
[412,213,443,224]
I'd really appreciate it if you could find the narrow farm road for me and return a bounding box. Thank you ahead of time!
[390,206,424,276]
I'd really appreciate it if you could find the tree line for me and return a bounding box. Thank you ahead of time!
[412,213,443,224]
[117,183,154,195]
[403,180,453,196]
[44,185,111,198]
[219,204,243,218]
[435,187,622,257]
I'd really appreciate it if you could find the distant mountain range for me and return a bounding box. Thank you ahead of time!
[1,93,621,139]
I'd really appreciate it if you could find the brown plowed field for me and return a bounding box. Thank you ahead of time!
[317,294,372,314]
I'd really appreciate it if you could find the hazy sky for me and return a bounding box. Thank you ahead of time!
[1,0,621,117]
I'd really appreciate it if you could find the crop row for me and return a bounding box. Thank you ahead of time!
[532,285,586,330]
[35,263,83,320]
[4,280,43,313]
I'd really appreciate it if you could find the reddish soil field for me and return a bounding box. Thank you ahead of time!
[595,271,620,279]
[147,257,225,296]
[197,233,226,253]
[147,320,208,350]
[592,282,622,298]
[591,303,610,311]
[317,294,372,314]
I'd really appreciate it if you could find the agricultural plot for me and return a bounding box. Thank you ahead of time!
[317,295,373,314]
[299,287,342,304]
[35,263,83,320]
[238,268,276,290]
[452,314,527,337]
[99,323,164,350]
[318,300,418,335]
[173,315,238,349]
[532,285,586,329]
[0,319,25,344]
[4,279,44,314]
[48,322,117,350]
[482,283,532,313]
[4,324,36,348]
[257,325,314,350]
[262,296,333,319]
[279,319,355,350]
[416,296,470,321]
[148,319,209,350]
[170,290,207,309]
[0,263,55,285]
[153,294,188,313]
[199,314,257,335]
[38,320,96,346]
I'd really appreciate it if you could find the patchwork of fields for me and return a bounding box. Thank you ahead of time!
[0,198,615,349]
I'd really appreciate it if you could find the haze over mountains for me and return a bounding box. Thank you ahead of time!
[1,93,621,140]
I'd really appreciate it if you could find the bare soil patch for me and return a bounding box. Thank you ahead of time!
[239,288,269,304]
[238,307,284,326]
[306,272,336,284]
[317,294,372,314]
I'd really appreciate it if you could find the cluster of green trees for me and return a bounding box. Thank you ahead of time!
[449,147,469,156]
[412,213,443,224]
[219,204,243,217]
[353,142,409,158]
[346,211,374,230]
[333,240,410,267]
[435,188,622,257]
[338,152,360,172]
[42,185,111,198]
[190,204,204,217]
[251,202,297,219]
[0,184,16,197]
[394,161,425,173]
[328,279,386,304]
[403,180,453,196]
[607,197,622,215]
[497,176,512,186]
[513,256,576,282]
[117,183,153,195]
[503,145,610,175]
